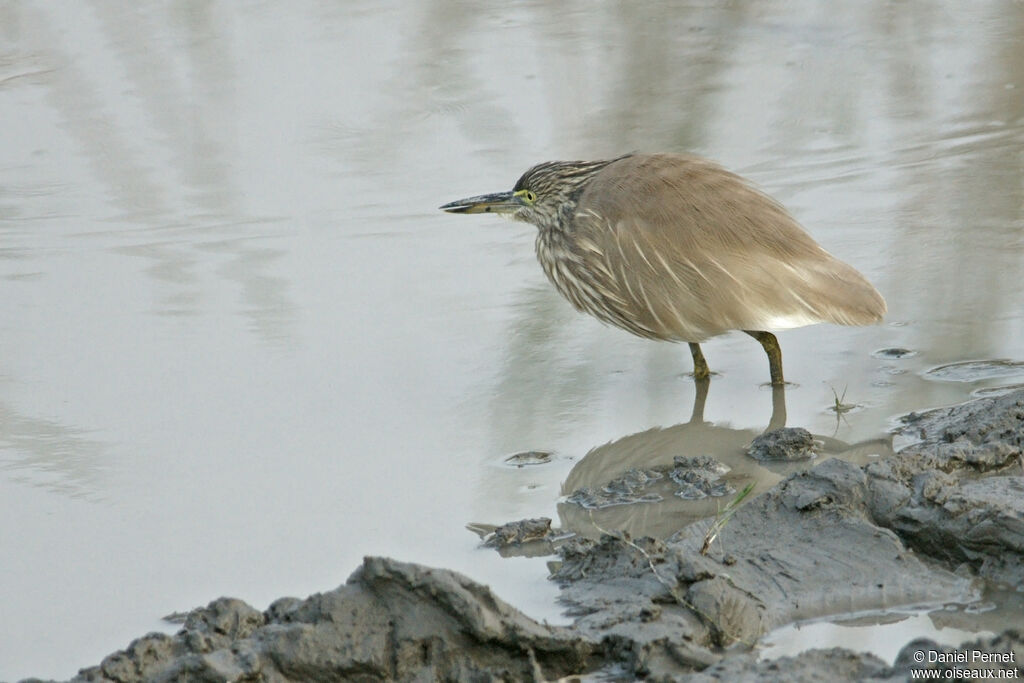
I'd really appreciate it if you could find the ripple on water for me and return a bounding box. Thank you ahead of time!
[872,348,919,359]
[923,359,1024,383]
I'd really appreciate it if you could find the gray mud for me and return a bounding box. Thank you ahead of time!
[29,391,1024,682]
[565,456,736,510]
[747,427,818,461]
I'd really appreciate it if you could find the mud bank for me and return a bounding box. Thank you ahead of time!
[28,391,1024,682]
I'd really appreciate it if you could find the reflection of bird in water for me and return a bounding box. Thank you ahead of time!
[557,383,892,540]
[442,153,886,385]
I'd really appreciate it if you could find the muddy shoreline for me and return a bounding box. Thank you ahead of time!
[24,390,1024,682]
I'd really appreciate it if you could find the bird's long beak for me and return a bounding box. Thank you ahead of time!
[439,191,522,214]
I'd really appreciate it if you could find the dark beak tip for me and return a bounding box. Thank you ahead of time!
[439,200,467,212]
[439,191,515,214]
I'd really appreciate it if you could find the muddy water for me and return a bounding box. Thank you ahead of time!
[1,1,1022,679]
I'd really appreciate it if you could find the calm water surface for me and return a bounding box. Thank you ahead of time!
[1,1,1022,679]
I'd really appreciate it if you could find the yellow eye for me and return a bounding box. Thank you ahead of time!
[515,189,537,203]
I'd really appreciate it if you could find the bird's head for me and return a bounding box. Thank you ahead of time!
[440,157,627,232]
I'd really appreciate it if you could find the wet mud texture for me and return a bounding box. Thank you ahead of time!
[746,427,817,461]
[59,558,595,683]
[34,390,1024,682]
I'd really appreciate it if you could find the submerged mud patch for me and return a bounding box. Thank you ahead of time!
[503,450,554,467]
[924,358,1024,383]
[565,455,736,509]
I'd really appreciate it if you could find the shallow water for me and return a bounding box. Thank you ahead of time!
[1,1,1022,679]
[763,585,1024,666]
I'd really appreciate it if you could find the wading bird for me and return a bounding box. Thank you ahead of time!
[441,153,886,385]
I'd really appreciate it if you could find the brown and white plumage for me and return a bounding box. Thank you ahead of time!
[540,154,885,341]
[441,153,886,384]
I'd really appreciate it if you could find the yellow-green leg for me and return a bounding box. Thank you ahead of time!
[688,342,711,380]
[744,330,785,386]
[689,371,710,424]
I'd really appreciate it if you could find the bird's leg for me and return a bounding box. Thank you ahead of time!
[690,373,710,424]
[688,343,711,380]
[744,330,785,386]
[768,383,787,431]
